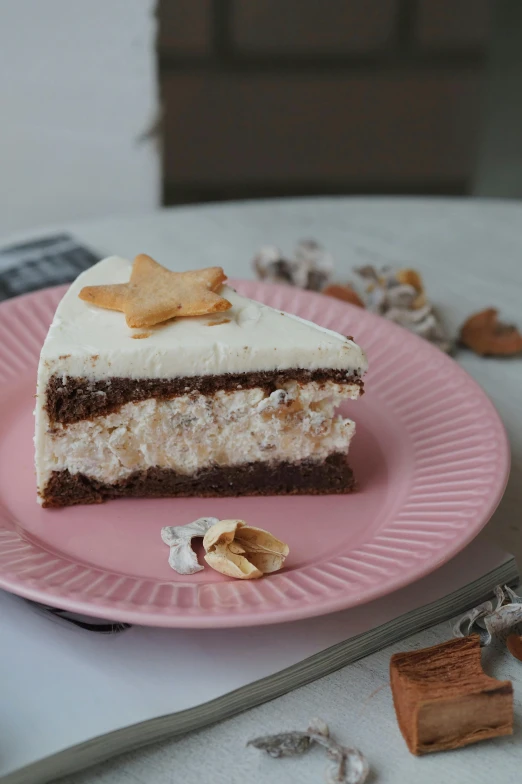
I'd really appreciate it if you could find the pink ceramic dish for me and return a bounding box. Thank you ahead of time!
[0,281,510,628]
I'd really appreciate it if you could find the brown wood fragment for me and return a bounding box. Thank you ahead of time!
[507,633,522,662]
[322,283,365,308]
[390,636,513,755]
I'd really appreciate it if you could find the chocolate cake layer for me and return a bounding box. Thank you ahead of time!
[41,453,355,507]
[45,370,364,425]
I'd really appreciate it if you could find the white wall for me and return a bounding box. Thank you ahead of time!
[0,0,159,236]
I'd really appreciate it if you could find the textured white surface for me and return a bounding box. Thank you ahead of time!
[3,197,522,782]
[0,0,159,235]
[62,620,522,784]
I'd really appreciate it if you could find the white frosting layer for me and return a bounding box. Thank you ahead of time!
[37,381,357,490]
[37,255,368,382]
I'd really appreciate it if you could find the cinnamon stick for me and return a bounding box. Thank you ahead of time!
[390,636,513,755]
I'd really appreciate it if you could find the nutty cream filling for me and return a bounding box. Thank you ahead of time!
[39,381,359,487]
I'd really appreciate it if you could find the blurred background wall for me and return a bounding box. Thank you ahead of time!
[158,0,492,204]
[3,0,521,237]
[0,0,159,236]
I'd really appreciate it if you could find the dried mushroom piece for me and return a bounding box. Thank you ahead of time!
[203,519,289,579]
[459,308,522,356]
[161,517,219,575]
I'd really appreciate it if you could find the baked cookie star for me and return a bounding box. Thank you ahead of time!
[79,254,231,328]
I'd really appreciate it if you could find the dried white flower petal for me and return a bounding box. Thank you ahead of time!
[253,246,297,286]
[161,517,219,575]
[248,731,312,758]
[454,584,522,645]
[203,519,289,580]
[294,239,334,290]
[253,245,283,268]
[248,720,368,784]
[308,718,330,737]
[252,238,334,291]
[357,264,452,353]
[325,747,369,784]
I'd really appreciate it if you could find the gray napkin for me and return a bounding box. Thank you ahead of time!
[0,233,100,301]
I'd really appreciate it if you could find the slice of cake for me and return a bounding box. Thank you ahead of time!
[34,255,368,507]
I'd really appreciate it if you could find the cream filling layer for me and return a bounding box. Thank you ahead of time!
[39,381,358,489]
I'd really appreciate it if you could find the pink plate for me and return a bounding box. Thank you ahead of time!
[0,282,510,627]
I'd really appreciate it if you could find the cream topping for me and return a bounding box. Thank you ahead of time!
[37,256,368,381]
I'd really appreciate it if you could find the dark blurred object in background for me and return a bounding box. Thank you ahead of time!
[157,0,493,205]
[474,1,522,197]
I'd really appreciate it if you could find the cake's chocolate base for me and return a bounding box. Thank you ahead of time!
[41,453,355,507]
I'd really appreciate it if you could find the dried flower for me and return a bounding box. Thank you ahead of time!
[454,585,522,646]
[161,517,218,575]
[248,719,369,784]
[253,240,455,352]
[253,246,298,286]
[356,265,452,353]
[253,240,333,291]
[459,308,522,356]
[249,731,312,758]
[294,239,334,291]
[395,268,427,309]
[203,519,289,579]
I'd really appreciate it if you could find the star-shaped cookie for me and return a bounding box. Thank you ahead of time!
[79,254,232,328]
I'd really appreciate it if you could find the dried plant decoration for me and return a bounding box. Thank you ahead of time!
[161,518,289,579]
[203,519,289,579]
[252,240,453,352]
[248,718,369,784]
[356,265,452,353]
[453,585,522,646]
[459,308,522,356]
[294,239,335,292]
[253,240,333,291]
[161,517,218,575]
[389,585,522,755]
[390,636,513,754]
[322,283,365,308]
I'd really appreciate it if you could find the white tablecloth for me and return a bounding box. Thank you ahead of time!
[4,197,521,783]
